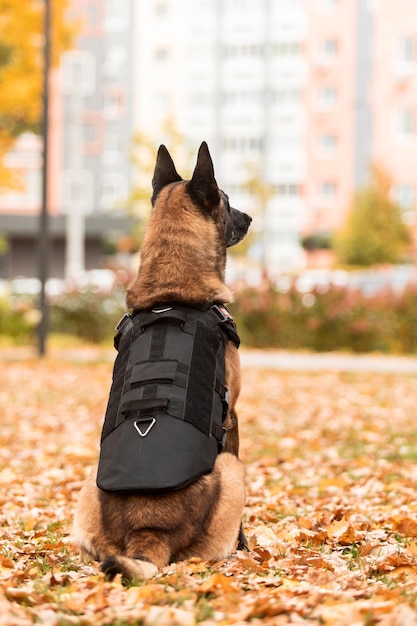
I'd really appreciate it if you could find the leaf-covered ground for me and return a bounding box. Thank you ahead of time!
[1,352,417,625]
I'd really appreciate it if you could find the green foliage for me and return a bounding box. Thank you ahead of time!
[0,296,38,343]
[49,289,125,343]
[334,167,411,266]
[0,232,9,255]
[0,288,125,345]
[301,232,332,251]
[3,282,417,354]
[231,282,417,354]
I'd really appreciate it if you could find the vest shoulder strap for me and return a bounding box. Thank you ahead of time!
[114,304,240,350]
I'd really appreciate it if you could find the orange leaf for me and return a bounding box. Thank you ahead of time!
[326,518,357,545]
[393,516,417,537]
[197,573,236,594]
[0,554,14,569]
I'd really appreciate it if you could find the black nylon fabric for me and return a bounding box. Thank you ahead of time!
[96,304,240,493]
[183,320,221,438]
[100,321,132,442]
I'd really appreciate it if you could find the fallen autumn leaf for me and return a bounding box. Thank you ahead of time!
[1,352,417,624]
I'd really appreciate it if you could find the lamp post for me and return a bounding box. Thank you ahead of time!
[38,0,50,356]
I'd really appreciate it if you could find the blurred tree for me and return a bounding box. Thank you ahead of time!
[334,165,412,266]
[0,233,8,255]
[238,165,273,263]
[0,0,75,187]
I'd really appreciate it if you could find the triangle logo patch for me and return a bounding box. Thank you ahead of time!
[134,418,156,438]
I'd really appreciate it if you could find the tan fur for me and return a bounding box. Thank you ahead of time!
[127,184,233,309]
[72,453,245,578]
[72,144,250,583]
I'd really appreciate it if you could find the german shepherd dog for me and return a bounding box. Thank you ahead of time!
[72,142,252,582]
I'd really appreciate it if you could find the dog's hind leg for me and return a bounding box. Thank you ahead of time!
[176,452,245,562]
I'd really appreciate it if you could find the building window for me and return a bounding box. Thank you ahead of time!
[396,108,415,137]
[318,38,339,63]
[395,36,415,74]
[188,0,212,11]
[397,36,415,63]
[103,134,124,164]
[84,124,96,143]
[273,183,302,197]
[103,46,127,76]
[62,170,94,214]
[319,181,337,199]
[278,0,304,11]
[271,89,301,105]
[104,0,129,31]
[86,3,99,29]
[223,91,263,105]
[222,137,264,152]
[318,86,337,108]
[393,184,415,208]
[227,184,252,197]
[62,51,95,96]
[100,173,128,211]
[155,47,169,62]
[392,184,416,223]
[273,42,302,58]
[154,2,169,16]
[103,88,125,119]
[319,133,338,154]
[317,0,338,10]
[223,44,264,58]
[268,231,300,246]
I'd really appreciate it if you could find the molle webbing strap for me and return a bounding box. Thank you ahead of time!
[99,304,239,447]
[100,318,132,442]
[140,322,167,408]
[182,316,220,439]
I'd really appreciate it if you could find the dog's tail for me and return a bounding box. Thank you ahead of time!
[101,555,158,583]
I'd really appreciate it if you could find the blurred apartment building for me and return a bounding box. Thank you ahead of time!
[135,0,417,275]
[1,0,417,279]
[0,0,135,279]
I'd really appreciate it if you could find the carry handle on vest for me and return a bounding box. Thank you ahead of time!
[138,309,187,329]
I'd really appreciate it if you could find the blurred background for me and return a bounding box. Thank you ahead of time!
[1,0,417,353]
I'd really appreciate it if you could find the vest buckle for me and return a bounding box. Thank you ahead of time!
[211,304,233,322]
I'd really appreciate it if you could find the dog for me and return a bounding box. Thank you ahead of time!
[72,142,252,583]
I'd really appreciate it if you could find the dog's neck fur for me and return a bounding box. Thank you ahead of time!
[126,187,233,310]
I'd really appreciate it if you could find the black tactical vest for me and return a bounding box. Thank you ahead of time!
[96,304,240,493]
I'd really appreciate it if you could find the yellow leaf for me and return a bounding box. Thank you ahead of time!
[23,516,36,531]
[319,477,347,491]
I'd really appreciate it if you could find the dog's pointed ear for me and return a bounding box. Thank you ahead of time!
[152,145,182,201]
[188,142,220,210]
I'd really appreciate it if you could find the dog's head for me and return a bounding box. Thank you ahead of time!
[127,142,252,309]
[152,142,252,249]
